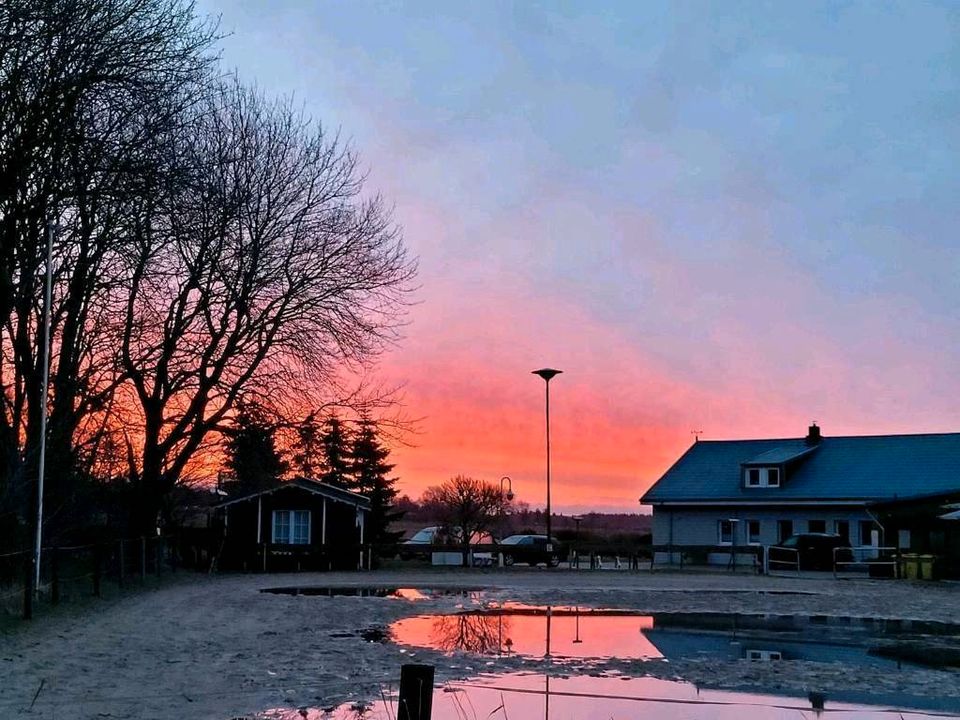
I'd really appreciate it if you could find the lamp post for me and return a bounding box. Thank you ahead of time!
[499,475,513,536]
[532,368,561,544]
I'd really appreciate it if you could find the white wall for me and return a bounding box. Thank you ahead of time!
[652,506,877,549]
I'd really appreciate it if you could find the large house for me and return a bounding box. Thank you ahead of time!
[641,424,960,569]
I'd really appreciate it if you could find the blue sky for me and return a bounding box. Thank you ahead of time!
[197,1,960,510]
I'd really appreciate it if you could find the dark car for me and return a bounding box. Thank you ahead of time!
[499,534,565,567]
[769,533,853,571]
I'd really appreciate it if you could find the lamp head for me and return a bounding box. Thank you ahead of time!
[506,490,515,502]
[532,368,563,382]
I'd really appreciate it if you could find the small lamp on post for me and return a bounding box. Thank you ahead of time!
[532,368,562,544]
[498,476,513,566]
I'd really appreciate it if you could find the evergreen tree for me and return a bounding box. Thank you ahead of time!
[319,414,352,488]
[224,404,288,496]
[350,418,404,552]
[292,411,324,478]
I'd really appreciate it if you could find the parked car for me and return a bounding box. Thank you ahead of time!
[400,526,496,566]
[769,533,853,571]
[499,534,565,567]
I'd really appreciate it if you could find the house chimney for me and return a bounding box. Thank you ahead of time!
[806,422,821,445]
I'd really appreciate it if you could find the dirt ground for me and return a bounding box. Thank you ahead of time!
[2,568,959,719]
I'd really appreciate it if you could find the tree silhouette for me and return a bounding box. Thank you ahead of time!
[421,476,510,567]
[350,418,403,554]
[223,403,287,496]
[319,415,352,489]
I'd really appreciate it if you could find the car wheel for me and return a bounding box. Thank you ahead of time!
[503,554,514,566]
[548,554,560,567]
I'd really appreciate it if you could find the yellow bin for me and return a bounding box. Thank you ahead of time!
[918,554,935,581]
[901,554,919,580]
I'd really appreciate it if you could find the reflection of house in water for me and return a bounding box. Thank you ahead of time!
[643,614,903,667]
[642,613,960,714]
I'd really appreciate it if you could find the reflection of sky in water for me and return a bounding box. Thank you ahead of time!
[254,672,960,719]
[391,609,661,659]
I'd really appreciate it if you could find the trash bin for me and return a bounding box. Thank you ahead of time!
[901,554,919,580]
[918,554,935,581]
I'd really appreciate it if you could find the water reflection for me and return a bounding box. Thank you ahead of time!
[390,608,960,669]
[392,606,663,659]
[251,672,960,719]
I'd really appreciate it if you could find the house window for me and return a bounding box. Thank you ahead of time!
[777,519,793,542]
[272,510,311,545]
[860,520,877,546]
[744,467,781,488]
[746,520,761,545]
[834,520,849,540]
[718,520,733,545]
[808,519,826,533]
[897,529,911,549]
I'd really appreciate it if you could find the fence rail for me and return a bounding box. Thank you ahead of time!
[0,536,182,621]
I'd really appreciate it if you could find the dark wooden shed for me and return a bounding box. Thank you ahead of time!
[213,479,371,571]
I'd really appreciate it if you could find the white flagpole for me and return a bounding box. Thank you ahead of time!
[35,221,54,592]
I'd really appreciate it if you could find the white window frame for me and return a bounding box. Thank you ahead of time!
[746,520,761,545]
[292,510,311,545]
[718,519,733,545]
[744,467,781,488]
[272,510,311,545]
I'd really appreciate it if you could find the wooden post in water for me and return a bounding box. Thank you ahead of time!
[118,540,125,588]
[140,537,146,583]
[397,664,434,720]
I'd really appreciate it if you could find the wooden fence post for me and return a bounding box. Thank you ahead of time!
[397,663,434,720]
[51,548,60,605]
[23,552,33,621]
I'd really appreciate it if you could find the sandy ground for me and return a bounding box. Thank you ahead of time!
[2,568,960,719]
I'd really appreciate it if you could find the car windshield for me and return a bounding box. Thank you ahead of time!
[782,536,799,548]
[500,535,526,545]
[408,528,437,542]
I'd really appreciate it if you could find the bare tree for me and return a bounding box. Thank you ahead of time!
[421,475,510,567]
[114,81,415,532]
[0,0,216,541]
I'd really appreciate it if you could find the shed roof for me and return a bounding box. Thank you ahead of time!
[641,432,960,505]
[215,477,371,511]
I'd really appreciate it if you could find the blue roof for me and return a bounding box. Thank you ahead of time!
[641,432,960,504]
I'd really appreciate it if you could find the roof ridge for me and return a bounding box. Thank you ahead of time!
[696,431,960,443]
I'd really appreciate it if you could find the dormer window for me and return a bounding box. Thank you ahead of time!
[744,467,780,488]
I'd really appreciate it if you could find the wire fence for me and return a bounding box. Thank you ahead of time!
[0,536,184,621]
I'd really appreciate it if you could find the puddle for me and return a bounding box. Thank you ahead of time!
[247,671,960,719]
[389,608,960,668]
[259,586,482,599]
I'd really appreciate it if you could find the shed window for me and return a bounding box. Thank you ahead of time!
[766,468,780,486]
[746,520,761,545]
[747,469,761,486]
[272,510,311,545]
[718,520,733,545]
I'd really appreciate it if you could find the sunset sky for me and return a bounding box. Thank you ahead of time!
[197,1,960,513]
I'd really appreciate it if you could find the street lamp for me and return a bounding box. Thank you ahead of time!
[499,476,514,545]
[532,368,562,543]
